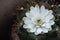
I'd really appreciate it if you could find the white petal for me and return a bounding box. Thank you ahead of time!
[48,27,52,31]
[49,10,53,14]
[42,28,48,33]
[30,5,40,17]
[36,26,40,28]
[45,18,50,22]
[26,12,32,18]
[30,6,38,16]
[30,6,37,16]
[22,17,26,21]
[30,6,38,17]
[42,23,46,27]
[35,28,42,35]
[49,20,55,25]
[23,24,27,28]
[23,24,34,29]
[42,23,51,28]
[30,6,40,17]
[45,15,54,23]
[30,10,40,17]
[35,5,39,12]
[23,17,32,24]
[30,6,34,10]
[44,10,53,17]
[40,5,45,14]
[35,4,39,9]
[29,27,36,32]
[30,10,36,17]
[45,12,54,20]
[43,9,49,16]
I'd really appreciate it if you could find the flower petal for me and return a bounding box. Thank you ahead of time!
[35,28,42,35]
[23,24,34,29]
[42,28,48,33]
[30,6,35,10]
[26,12,32,18]
[42,23,51,28]
[43,9,49,16]
[45,14,54,22]
[49,20,55,25]
[40,5,45,14]
[23,17,32,24]
[49,10,53,14]
[35,5,39,12]
[23,24,28,28]
[28,27,36,32]
[46,12,54,20]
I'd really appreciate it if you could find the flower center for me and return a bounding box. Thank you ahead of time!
[37,19,41,23]
[35,18,43,25]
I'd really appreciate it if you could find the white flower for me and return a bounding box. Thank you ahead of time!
[22,5,55,35]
